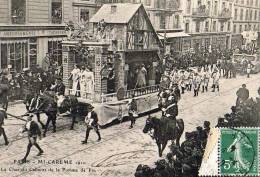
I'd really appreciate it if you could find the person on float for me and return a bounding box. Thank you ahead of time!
[84,66,94,100]
[136,64,147,89]
[69,64,80,97]
[79,66,87,98]
[107,63,115,94]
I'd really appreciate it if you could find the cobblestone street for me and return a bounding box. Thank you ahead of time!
[1,73,260,177]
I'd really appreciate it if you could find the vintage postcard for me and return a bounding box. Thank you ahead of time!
[0,0,260,177]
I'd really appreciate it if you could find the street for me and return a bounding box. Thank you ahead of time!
[0,73,260,177]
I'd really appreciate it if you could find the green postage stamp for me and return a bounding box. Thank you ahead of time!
[199,128,259,176]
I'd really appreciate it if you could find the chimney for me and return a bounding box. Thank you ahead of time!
[111,5,117,14]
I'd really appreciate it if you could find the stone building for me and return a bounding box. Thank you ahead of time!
[180,0,233,52]
[0,0,101,73]
[232,0,260,48]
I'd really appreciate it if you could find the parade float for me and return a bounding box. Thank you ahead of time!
[232,31,260,74]
[62,3,163,125]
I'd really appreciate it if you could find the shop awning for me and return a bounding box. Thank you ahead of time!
[158,32,190,39]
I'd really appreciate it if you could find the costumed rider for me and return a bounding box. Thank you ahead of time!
[82,105,101,144]
[161,92,178,135]
[128,94,138,129]
[20,113,43,164]
[51,77,65,96]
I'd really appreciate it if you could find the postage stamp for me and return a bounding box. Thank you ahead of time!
[220,128,259,176]
[199,128,259,176]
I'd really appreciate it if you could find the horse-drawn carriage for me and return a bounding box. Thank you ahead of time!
[232,53,260,74]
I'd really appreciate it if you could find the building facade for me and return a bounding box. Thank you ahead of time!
[0,0,102,73]
[232,0,260,48]
[180,0,233,52]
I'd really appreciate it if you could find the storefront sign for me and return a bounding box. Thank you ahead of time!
[0,30,66,38]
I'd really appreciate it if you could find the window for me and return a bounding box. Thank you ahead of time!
[256,0,258,6]
[207,1,211,13]
[233,24,237,33]
[247,0,249,5]
[250,10,253,20]
[80,9,89,23]
[255,10,257,20]
[48,40,63,66]
[220,22,224,32]
[213,21,216,31]
[227,22,231,31]
[174,15,180,28]
[11,0,26,24]
[234,9,238,20]
[155,0,160,8]
[205,21,209,32]
[240,9,244,20]
[145,0,151,6]
[185,22,190,33]
[160,15,165,29]
[214,1,218,15]
[51,0,62,24]
[186,0,191,13]
[196,21,200,32]
[245,24,248,31]
[246,9,249,20]
[239,25,242,32]
[222,2,226,9]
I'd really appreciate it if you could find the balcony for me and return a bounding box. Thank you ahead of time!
[218,8,232,21]
[192,6,210,19]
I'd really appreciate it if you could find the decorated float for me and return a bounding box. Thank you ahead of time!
[62,3,163,125]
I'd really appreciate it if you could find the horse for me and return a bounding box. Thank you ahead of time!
[0,109,8,145]
[143,116,184,157]
[33,92,89,130]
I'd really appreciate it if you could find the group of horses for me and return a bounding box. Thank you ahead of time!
[0,89,185,158]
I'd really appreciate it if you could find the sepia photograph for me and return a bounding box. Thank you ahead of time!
[0,0,260,176]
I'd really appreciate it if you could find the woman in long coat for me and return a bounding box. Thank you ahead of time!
[136,64,147,88]
[70,64,80,96]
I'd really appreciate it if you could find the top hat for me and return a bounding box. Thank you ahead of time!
[88,104,94,110]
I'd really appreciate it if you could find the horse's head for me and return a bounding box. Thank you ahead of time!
[57,95,70,114]
[143,116,156,133]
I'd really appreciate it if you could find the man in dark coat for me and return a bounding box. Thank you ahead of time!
[0,108,8,145]
[128,94,138,129]
[20,114,43,164]
[236,84,249,106]
[51,77,65,96]
[81,105,101,144]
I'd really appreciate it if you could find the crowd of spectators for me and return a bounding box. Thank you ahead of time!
[135,86,260,177]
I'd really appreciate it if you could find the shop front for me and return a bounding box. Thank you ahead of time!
[190,33,229,52]
[231,34,243,49]
[0,26,67,73]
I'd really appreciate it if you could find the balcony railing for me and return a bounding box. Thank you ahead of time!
[52,16,62,24]
[218,9,232,19]
[101,85,160,103]
[192,6,210,18]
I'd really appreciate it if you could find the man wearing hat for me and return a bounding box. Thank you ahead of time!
[192,72,201,97]
[51,77,65,96]
[0,107,9,145]
[236,84,249,106]
[0,74,9,113]
[128,94,138,129]
[20,114,43,164]
[82,105,101,144]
